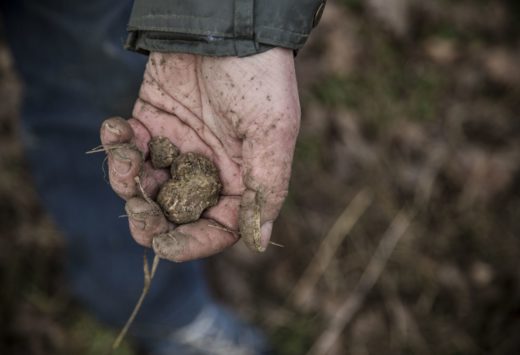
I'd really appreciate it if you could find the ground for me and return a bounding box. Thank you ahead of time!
[1,0,520,354]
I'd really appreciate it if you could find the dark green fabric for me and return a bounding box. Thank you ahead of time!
[125,0,325,57]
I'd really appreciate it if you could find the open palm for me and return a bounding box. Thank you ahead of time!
[100,48,300,261]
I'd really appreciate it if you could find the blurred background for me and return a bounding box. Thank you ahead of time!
[1,0,520,354]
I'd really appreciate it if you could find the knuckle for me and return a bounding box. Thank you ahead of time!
[109,176,136,199]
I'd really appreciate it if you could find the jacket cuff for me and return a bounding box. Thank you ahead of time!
[125,0,326,57]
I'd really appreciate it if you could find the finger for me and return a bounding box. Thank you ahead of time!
[108,148,171,201]
[100,116,153,156]
[240,112,300,252]
[102,116,168,201]
[107,146,143,200]
[100,116,134,145]
[202,196,241,231]
[152,219,239,262]
[125,197,170,247]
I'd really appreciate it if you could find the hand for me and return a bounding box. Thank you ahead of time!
[100,48,300,262]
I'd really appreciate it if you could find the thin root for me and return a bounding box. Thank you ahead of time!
[126,210,162,220]
[111,252,160,352]
[269,241,285,248]
[208,223,238,236]
[85,143,137,155]
[110,177,162,353]
[102,155,109,183]
[208,223,284,248]
[134,176,157,207]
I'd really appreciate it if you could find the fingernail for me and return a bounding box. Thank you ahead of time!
[152,231,187,262]
[104,121,121,138]
[260,221,273,250]
[112,153,132,175]
[239,189,264,252]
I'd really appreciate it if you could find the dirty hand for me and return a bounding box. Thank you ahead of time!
[100,48,300,262]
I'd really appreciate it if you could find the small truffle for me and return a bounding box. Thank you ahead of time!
[148,136,180,169]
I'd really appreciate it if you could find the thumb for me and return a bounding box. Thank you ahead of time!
[239,189,274,252]
[239,114,300,252]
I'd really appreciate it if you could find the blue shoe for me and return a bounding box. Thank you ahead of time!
[142,303,272,355]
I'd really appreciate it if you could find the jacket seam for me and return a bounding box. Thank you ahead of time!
[128,25,309,38]
[128,26,233,38]
[256,25,309,36]
[129,13,230,25]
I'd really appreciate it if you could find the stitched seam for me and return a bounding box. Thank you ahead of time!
[128,26,309,38]
[256,25,309,36]
[131,13,229,24]
[128,26,233,38]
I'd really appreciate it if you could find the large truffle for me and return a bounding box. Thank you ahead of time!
[156,152,222,224]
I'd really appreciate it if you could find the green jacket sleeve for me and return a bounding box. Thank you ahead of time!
[125,0,326,57]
